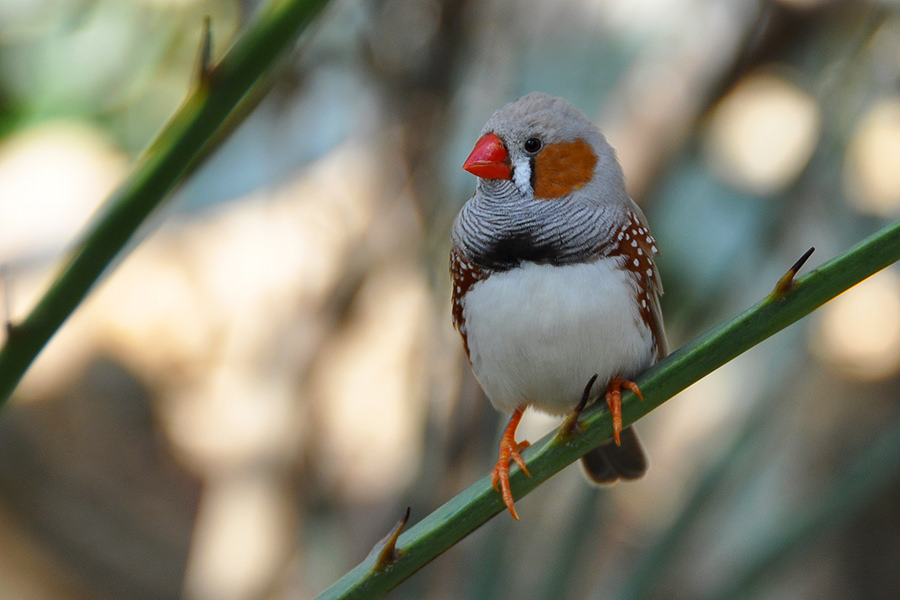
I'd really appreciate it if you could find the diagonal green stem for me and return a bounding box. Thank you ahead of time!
[314,218,900,600]
[0,0,331,406]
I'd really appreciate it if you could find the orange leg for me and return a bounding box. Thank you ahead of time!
[605,376,643,445]
[491,406,531,520]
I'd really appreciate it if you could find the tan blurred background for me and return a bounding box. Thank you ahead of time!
[1,0,899,598]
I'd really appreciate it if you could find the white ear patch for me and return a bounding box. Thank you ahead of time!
[513,158,534,198]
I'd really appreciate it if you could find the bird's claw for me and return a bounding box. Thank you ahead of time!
[491,438,530,520]
[606,376,643,445]
[492,407,531,520]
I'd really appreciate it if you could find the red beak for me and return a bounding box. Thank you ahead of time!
[463,133,512,180]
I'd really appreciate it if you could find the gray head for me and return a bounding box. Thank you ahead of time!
[464,92,628,205]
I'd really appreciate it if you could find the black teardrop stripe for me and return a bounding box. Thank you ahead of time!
[528,156,536,194]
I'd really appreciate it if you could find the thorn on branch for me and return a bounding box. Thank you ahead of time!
[556,373,598,442]
[194,15,214,87]
[1,263,13,340]
[372,506,411,572]
[771,247,815,299]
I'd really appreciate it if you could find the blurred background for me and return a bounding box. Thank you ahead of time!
[0,0,899,598]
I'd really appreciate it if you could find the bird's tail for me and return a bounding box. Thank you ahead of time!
[580,426,648,484]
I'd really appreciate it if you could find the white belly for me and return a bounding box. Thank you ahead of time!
[463,258,655,415]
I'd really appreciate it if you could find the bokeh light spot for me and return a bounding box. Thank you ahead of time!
[703,72,820,195]
[844,97,900,216]
[813,268,900,380]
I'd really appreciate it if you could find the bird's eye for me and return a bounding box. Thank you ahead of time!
[524,137,543,154]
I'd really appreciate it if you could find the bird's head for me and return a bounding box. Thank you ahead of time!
[463,92,627,204]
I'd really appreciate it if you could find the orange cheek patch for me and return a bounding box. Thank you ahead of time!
[533,138,598,199]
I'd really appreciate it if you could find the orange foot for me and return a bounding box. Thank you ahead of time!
[491,406,531,520]
[606,376,643,445]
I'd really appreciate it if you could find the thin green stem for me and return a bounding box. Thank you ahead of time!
[0,0,331,405]
[314,219,900,600]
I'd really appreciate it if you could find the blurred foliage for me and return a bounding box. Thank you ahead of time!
[0,0,241,149]
[0,0,899,600]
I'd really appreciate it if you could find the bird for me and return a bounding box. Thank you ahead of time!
[450,92,667,520]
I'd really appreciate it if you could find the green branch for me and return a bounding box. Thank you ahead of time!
[315,218,900,600]
[0,0,331,406]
